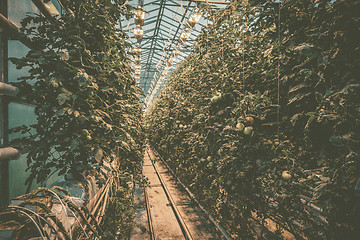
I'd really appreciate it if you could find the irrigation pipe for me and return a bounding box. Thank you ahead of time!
[8,206,57,239]
[47,189,90,238]
[9,207,45,240]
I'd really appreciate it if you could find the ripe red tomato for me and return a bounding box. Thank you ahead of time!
[246,116,254,125]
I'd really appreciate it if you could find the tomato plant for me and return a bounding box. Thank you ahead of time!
[9,0,144,186]
[145,0,360,238]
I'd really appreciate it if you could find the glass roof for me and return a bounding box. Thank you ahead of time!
[121,0,230,104]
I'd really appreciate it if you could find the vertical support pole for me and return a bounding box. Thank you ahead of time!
[0,0,9,208]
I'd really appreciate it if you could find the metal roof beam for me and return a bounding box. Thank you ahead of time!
[178,0,229,4]
[141,47,193,52]
[144,0,192,97]
[143,15,158,24]
[147,54,162,63]
[143,0,161,6]
[144,0,166,70]
[154,3,196,7]
[160,17,180,31]
[142,36,195,41]
[163,6,185,18]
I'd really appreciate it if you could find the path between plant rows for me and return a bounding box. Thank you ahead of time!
[130,148,221,240]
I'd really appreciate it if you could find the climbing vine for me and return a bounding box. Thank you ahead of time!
[145,0,360,239]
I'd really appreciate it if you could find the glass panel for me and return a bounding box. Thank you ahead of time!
[6,0,63,200]
[8,155,39,199]
[8,102,37,198]
[8,40,30,83]
[7,0,62,199]
[8,103,61,198]
[51,0,63,14]
[8,102,36,140]
[8,0,39,27]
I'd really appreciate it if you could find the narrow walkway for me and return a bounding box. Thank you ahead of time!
[130,147,221,240]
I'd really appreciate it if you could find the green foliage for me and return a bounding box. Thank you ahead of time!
[9,0,144,186]
[101,175,135,239]
[145,0,360,238]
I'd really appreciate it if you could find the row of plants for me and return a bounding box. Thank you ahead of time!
[145,0,359,239]
[8,0,144,237]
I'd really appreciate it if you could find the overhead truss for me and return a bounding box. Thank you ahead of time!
[122,0,230,105]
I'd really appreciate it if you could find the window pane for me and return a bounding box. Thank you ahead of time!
[8,0,39,27]
[8,40,30,83]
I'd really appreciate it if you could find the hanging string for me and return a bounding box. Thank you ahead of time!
[222,38,224,62]
[221,37,224,86]
[207,8,210,56]
[241,3,243,88]
[242,1,247,91]
[276,0,282,145]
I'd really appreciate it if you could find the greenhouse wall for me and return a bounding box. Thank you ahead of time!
[0,0,63,207]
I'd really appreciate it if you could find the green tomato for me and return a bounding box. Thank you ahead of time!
[211,95,220,103]
[282,171,292,180]
[207,156,212,162]
[236,122,245,131]
[211,92,222,103]
[243,126,253,135]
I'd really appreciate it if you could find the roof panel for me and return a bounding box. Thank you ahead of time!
[122,0,230,103]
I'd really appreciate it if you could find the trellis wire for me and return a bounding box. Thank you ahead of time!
[277,0,281,145]
[242,1,247,91]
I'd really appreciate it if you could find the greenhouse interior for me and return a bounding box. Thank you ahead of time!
[0,0,359,239]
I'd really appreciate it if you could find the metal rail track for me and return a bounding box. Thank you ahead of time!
[145,149,193,240]
[143,179,156,240]
[146,148,232,240]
